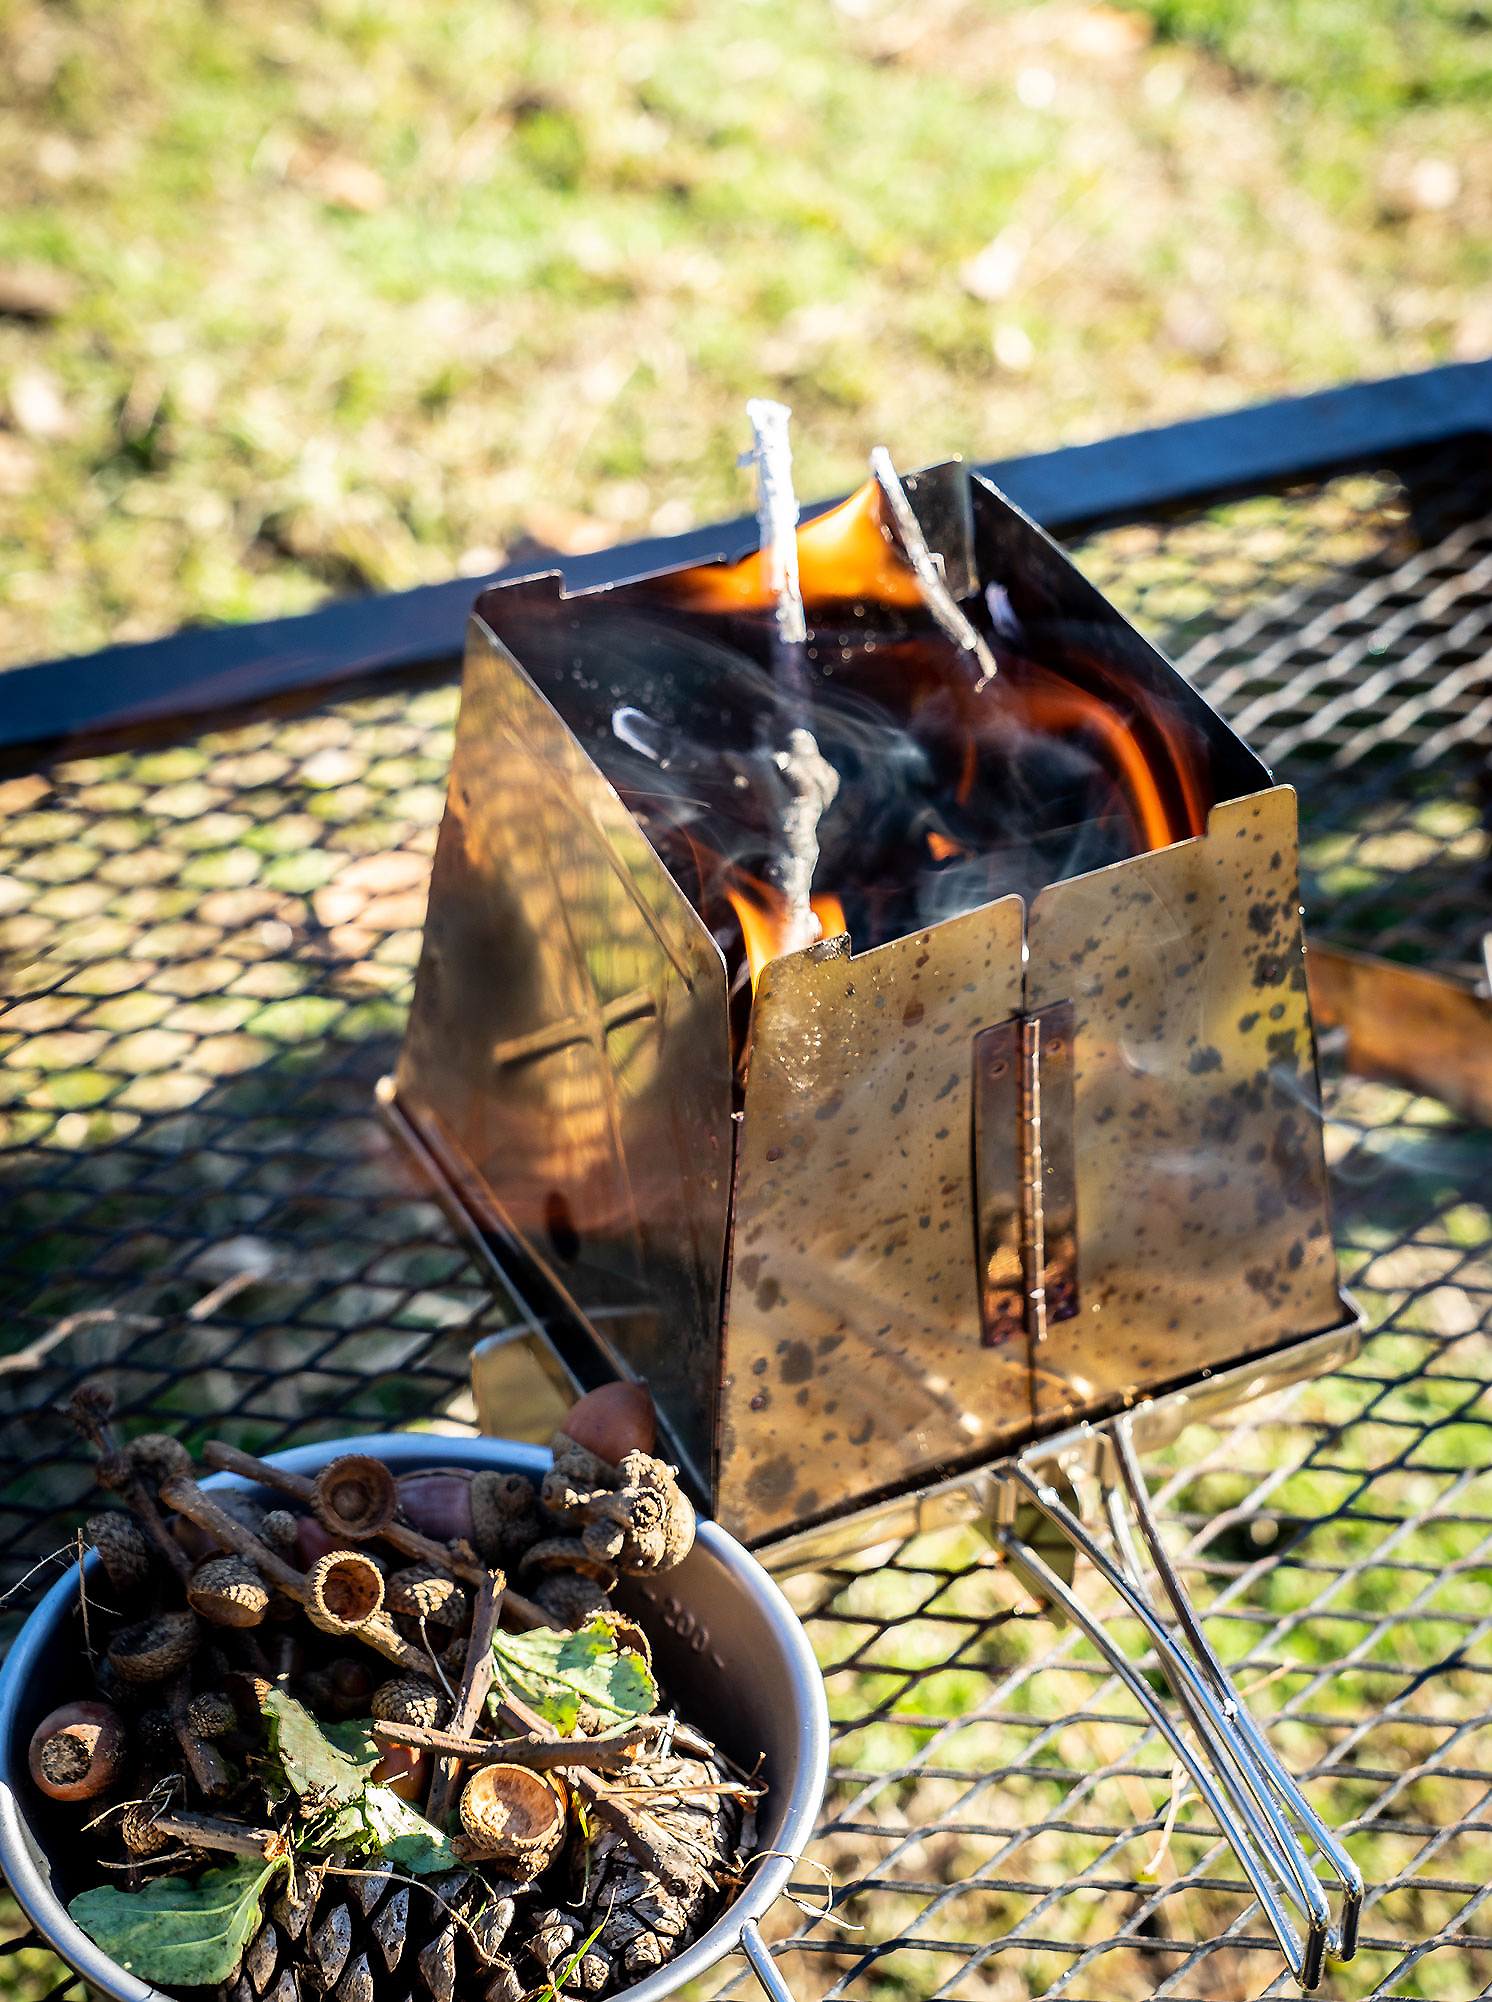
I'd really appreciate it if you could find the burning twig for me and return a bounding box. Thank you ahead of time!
[869,445,998,689]
[744,398,840,959]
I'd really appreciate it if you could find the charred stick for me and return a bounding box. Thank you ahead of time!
[372,1718,658,1771]
[164,1673,230,1800]
[158,1474,303,1593]
[152,1810,281,1859]
[424,1568,504,1828]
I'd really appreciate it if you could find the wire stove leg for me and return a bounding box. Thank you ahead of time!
[992,1415,1362,1991]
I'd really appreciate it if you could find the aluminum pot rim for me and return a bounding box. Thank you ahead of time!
[0,1433,830,2002]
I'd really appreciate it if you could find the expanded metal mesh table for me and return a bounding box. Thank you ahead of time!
[3,434,1492,1999]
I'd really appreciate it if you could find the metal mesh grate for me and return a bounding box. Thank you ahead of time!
[4,436,1492,1998]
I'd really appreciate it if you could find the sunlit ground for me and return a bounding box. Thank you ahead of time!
[0,0,1489,668]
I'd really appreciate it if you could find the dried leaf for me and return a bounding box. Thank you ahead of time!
[491,1616,657,1732]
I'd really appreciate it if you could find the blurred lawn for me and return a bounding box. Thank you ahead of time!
[0,0,1488,669]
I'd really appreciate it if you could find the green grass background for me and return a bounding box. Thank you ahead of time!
[0,0,1489,669]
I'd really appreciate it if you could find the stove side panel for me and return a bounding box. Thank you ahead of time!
[394,616,734,1496]
[1024,785,1342,1421]
[717,902,1030,1545]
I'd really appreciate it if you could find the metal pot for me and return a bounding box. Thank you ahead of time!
[0,1435,829,2002]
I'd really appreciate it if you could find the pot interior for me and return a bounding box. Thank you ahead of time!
[0,1434,828,2002]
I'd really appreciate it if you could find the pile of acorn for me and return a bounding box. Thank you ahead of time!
[28,1383,760,2002]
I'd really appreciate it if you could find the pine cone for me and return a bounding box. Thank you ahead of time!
[228,1862,522,2002]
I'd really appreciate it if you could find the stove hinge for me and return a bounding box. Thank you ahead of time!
[973,1000,1079,1352]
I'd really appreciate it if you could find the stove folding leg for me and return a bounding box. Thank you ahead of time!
[991,1416,1363,1992]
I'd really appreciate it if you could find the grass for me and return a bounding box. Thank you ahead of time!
[0,0,1489,669]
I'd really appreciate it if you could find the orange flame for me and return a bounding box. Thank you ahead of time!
[724,882,852,990]
[811,891,848,941]
[666,478,924,617]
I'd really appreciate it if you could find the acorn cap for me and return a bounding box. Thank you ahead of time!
[187,1555,271,1629]
[517,1538,617,1589]
[187,1691,237,1739]
[120,1801,172,1856]
[370,1675,452,1731]
[457,1765,567,1876]
[259,1509,299,1553]
[305,1549,385,1635]
[127,1432,193,1489]
[87,1511,153,1592]
[311,1455,397,1541]
[532,1572,611,1629]
[385,1564,469,1630]
[107,1610,201,1683]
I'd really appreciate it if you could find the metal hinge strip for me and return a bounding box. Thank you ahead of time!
[973,1000,1079,1351]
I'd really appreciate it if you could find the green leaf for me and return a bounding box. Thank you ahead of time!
[262,1690,378,1806]
[324,1717,382,1768]
[361,1786,462,1874]
[70,1857,279,1987]
[491,1615,657,1732]
[316,1786,460,1876]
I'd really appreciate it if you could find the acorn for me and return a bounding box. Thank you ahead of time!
[28,1701,126,1802]
[385,1565,469,1631]
[371,1676,451,1732]
[456,1766,567,1877]
[561,1383,657,1463]
[87,1511,154,1593]
[187,1555,271,1629]
[107,1610,201,1684]
[396,1470,475,1545]
[311,1456,397,1541]
[305,1550,384,1636]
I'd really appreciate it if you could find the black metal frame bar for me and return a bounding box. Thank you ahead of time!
[1,359,1488,757]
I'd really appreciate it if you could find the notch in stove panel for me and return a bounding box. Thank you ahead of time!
[384,461,1350,1548]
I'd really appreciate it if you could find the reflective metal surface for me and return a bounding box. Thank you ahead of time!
[1026,786,1344,1424]
[393,617,734,1500]
[717,902,1028,1543]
